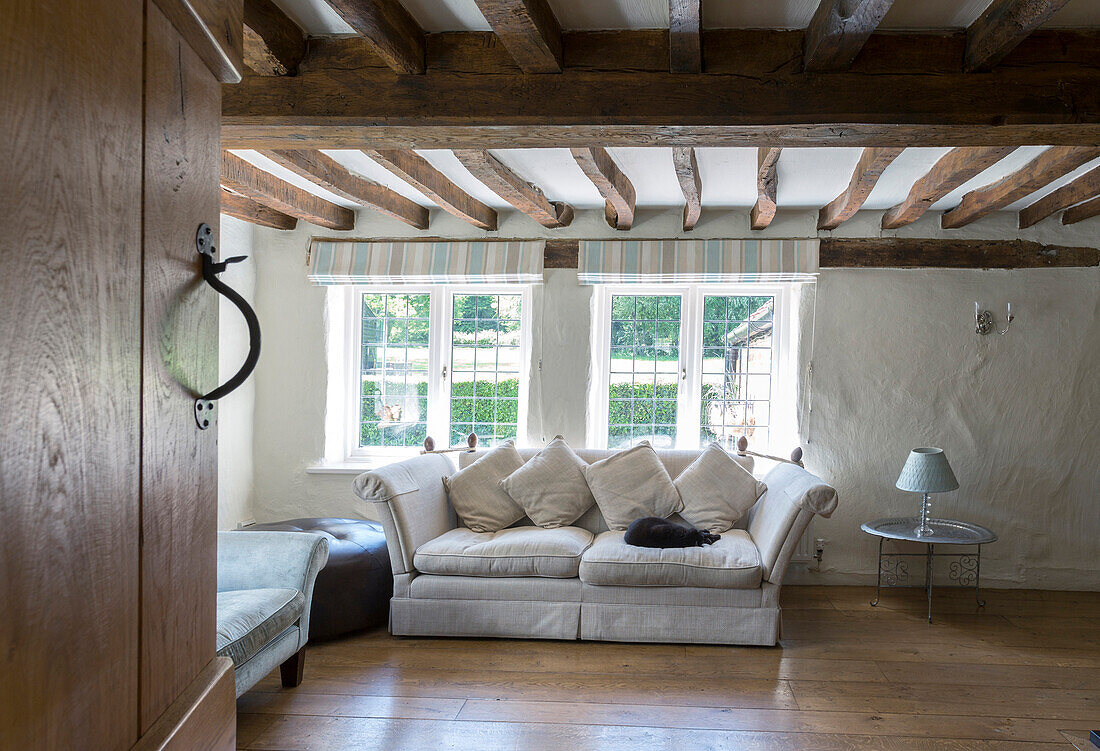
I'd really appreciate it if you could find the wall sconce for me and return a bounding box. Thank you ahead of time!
[975,302,1014,336]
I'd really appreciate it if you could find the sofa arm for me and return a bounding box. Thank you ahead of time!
[352,452,456,580]
[748,463,838,585]
[218,531,330,648]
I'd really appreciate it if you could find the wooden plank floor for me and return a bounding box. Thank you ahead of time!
[237,586,1099,750]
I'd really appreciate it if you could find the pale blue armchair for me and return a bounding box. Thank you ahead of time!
[217,531,329,697]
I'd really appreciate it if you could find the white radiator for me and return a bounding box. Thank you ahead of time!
[792,519,815,562]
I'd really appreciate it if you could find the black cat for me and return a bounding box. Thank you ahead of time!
[624,517,721,548]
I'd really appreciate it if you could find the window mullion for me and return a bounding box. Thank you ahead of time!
[676,287,698,449]
[427,288,449,447]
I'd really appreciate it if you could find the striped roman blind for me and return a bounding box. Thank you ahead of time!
[578,239,818,284]
[307,240,545,285]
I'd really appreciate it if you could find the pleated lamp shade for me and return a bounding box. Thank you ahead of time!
[896,448,959,493]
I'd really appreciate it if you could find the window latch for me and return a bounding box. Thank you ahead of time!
[442,365,447,379]
[681,367,686,381]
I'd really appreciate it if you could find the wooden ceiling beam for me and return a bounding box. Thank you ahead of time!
[453,149,572,228]
[673,147,702,231]
[803,0,896,72]
[363,149,497,230]
[669,0,702,73]
[942,147,1100,229]
[220,188,298,230]
[324,0,425,74]
[222,30,1100,149]
[221,151,355,230]
[881,147,1016,229]
[1019,165,1100,229]
[260,149,428,229]
[571,148,636,231]
[965,0,1072,72]
[818,148,902,230]
[750,147,782,230]
[243,0,305,76]
[1062,195,1100,226]
[473,0,562,73]
[821,238,1098,269]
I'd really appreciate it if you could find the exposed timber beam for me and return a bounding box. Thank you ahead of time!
[818,148,902,230]
[473,0,562,73]
[1019,165,1100,229]
[803,0,895,72]
[571,148,636,231]
[942,147,1100,229]
[820,238,1099,269]
[750,147,782,230]
[1062,195,1100,225]
[881,147,1016,229]
[669,0,702,73]
[221,151,355,230]
[965,0,1072,72]
[222,30,1100,149]
[220,188,298,230]
[243,0,305,75]
[260,149,428,229]
[673,147,702,231]
[453,149,572,228]
[363,149,497,230]
[324,0,425,74]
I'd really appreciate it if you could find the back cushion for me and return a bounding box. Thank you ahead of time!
[458,447,755,535]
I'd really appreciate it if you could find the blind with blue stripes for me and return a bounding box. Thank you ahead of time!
[307,240,545,285]
[578,239,818,284]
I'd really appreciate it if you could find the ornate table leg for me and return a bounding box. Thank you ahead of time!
[975,544,985,608]
[926,543,934,623]
[871,536,884,607]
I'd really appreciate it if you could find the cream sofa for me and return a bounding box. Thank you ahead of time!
[353,447,838,646]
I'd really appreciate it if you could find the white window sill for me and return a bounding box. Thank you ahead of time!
[306,461,395,475]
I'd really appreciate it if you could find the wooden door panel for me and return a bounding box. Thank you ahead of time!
[0,1,144,748]
[141,1,222,733]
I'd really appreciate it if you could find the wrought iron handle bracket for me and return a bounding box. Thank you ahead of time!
[194,223,261,430]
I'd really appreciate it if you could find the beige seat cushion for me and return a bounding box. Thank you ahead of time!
[579,529,762,589]
[216,588,304,666]
[501,437,595,528]
[414,526,594,578]
[581,441,683,530]
[443,441,525,532]
[676,443,767,533]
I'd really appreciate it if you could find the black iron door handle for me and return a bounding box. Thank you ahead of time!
[194,223,261,429]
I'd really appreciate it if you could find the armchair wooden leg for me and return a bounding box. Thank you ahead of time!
[279,648,305,688]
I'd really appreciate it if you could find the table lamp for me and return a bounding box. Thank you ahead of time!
[896,447,959,537]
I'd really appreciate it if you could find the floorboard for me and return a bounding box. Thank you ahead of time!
[238,586,1098,750]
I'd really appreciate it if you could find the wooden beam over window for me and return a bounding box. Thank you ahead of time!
[803,0,895,72]
[964,0,1072,72]
[243,0,305,76]
[261,149,429,229]
[673,147,702,231]
[363,149,497,230]
[221,151,355,230]
[669,0,702,73]
[324,0,425,74]
[942,147,1100,229]
[750,147,781,230]
[220,188,298,230]
[818,148,902,230]
[881,147,1015,229]
[222,30,1100,149]
[453,149,573,228]
[1018,165,1100,229]
[571,148,636,231]
[473,0,562,73]
[1062,195,1100,226]
[820,238,1098,269]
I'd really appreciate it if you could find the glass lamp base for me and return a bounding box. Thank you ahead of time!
[914,492,933,536]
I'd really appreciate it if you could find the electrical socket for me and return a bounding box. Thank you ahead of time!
[812,538,826,568]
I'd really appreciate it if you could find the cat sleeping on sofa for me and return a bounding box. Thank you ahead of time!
[624,517,721,548]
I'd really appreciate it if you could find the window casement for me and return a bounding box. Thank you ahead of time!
[587,284,793,453]
[326,284,531,467]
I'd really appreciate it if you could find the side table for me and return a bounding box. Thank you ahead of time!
[861,517,997,623]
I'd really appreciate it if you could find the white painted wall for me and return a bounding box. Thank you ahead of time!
[217,217,257,529]
[243,206,1100,588]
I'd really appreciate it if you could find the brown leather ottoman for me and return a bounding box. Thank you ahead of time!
[249,518,392,641]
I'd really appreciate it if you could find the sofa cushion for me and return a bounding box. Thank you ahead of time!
[443,440,525,533]
[581,441,683,531]
[501,437,595,528]
[676,443,767,533]
[414,526,594,578]
[579,529,762,589]
[216,587,305,666]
